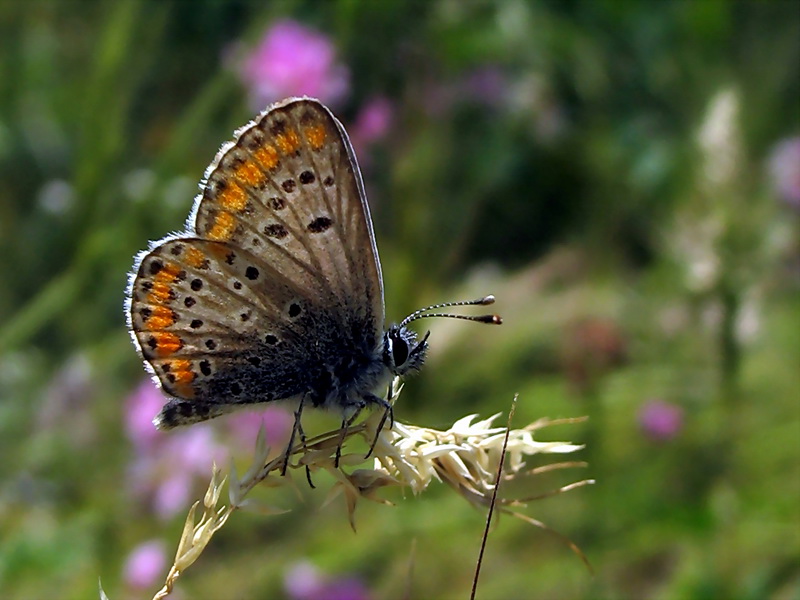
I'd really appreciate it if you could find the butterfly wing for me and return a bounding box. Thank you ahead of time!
[193,98,384,327]
[128,98,385,427]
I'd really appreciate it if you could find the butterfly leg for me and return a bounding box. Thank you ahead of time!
[334,404,366,468]
[385,382,395,429]
[282,394,307,476]
[295,415,316,488]
[364,389,394,461]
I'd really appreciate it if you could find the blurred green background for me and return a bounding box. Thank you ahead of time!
[1,1,798,599]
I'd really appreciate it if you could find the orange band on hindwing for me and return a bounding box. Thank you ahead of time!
[147,305,176,330]
[148,331,183,357]
[146,262,182,306]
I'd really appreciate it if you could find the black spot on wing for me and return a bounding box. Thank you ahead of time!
[307,216,333,233]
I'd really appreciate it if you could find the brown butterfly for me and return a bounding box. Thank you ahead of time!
[127,97,501,468]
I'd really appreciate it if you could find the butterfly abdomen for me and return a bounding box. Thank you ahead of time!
[155,397,230,429]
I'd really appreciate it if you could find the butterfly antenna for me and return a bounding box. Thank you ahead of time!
[400,295,502,327]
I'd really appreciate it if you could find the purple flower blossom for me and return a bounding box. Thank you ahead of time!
[37,354,95,446]
[353,97,393,144]
[768,136,800,211]
[285,561,371,600]
[123,539,167,589]
[463,66,508,107]
[125,379,228,519]
[125,379,167,451]
[124,380,292,520]
[638,400,684,441]
[166,425,227,472]
[151,468,195,520]
[237,20,349,110]
[350,96,394,162]
[225,406,294,452]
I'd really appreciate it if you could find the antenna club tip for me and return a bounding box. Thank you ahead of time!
[479,295,496,305]
[475,314,503,324]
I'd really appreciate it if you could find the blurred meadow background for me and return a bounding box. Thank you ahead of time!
[1,1,799,599]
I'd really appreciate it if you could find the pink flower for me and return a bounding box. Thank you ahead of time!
[123,381,292,520]
[37,354,95,446]
[151,468,195,520]
[225,405,294,452]
[353,97,393,144]
[768,136,800,211]
[125,379,167,451]
[285,561,371,600]
[123,539,167,589]
[463,66,508,107]
[125,379,228,519]
[638,400,684,441]
[143,425,227,519]
[237,20,349,110]
[163,425,227,473]
[350,96,394,162]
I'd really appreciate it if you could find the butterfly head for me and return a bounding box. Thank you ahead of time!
[383,295,503,376]
[383,326,430,376]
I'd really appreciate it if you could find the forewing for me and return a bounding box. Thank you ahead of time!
[191,97,384,331]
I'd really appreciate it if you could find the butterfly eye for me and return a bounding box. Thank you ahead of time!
[391,334,410,368]
[385,326,427,376]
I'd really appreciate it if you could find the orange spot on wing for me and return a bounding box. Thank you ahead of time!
[207,211,236,241]
[255,145,279,170]
[173,371,195,386]
[146,263,182,305]
[276,128,300,155]
[304,124,327,150]
[167,359,196,397]
[171,363,195,386]
[184,247,207,269]
[147,282,172,305]
[147,305,175,330]
[155,263,182,282]
[234,160,264,188]
[153,332,182,357]
[218,181,247,212]
[171,359,192,372]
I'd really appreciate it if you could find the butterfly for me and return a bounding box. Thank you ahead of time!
[127,97,501,468]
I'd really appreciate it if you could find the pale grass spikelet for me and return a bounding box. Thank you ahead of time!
[367,407,590,510]
[114,382,590,600]
[697,87,740,190]
[666,87,745,294]
[152,466,231,600]
[98,580,110,600]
